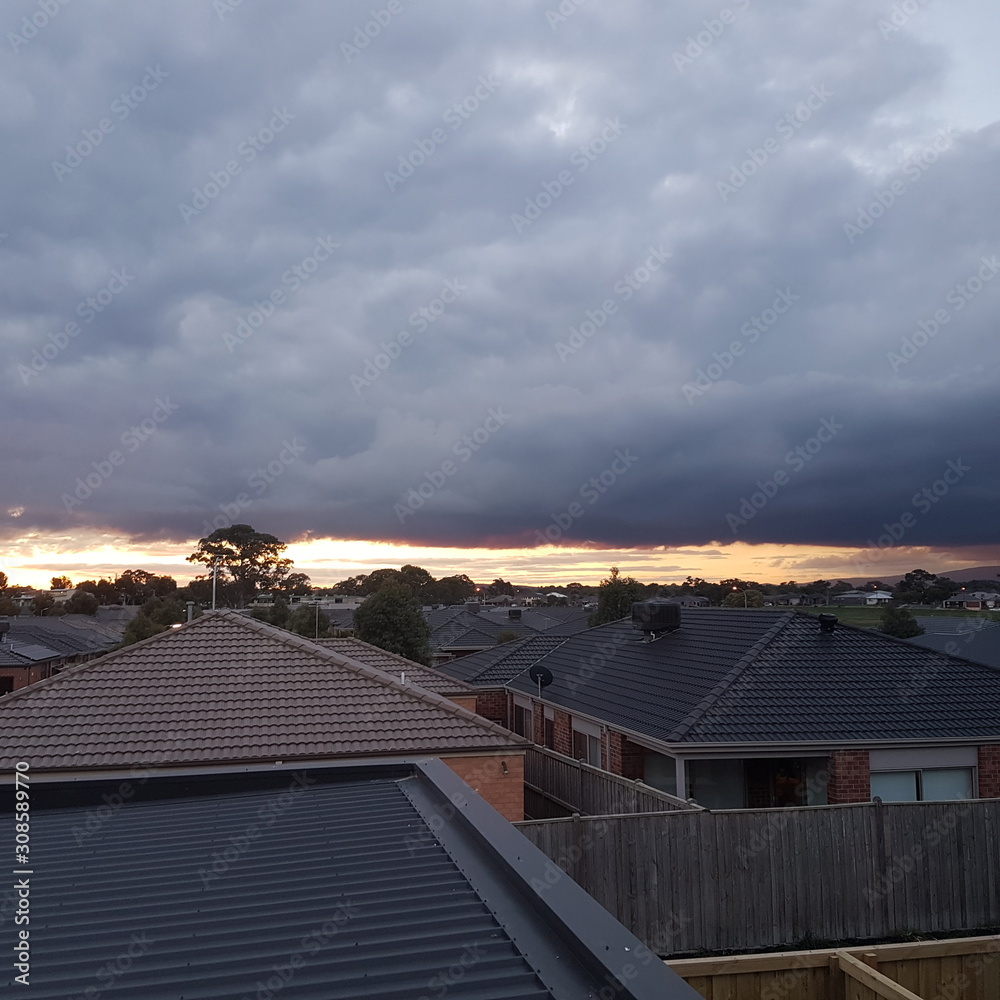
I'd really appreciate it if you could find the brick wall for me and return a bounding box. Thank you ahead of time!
[0,665,50,692]
[551,710,572,757]
[978,744,1000,798]
[443,753,524,822]
[448,695,478,713]
[473,689,508,727]
[826,749,870,803]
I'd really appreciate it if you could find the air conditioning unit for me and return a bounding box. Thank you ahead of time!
[631,600,682,633]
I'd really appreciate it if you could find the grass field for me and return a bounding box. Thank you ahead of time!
[793,605,1000,629]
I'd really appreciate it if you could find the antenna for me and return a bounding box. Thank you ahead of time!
[529,663,553,700]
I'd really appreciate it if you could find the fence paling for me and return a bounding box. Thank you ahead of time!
[523,745,698,815]
[517,799,1000,956]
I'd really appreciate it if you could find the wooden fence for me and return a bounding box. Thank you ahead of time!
[523,745,698,817]
[668,936,1000,1000]
[516,798,1000,955]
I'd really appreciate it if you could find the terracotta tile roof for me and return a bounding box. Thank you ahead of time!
[315,637,477,694]
[0,611,526,772]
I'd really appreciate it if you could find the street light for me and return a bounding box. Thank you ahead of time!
[732,586,748,608]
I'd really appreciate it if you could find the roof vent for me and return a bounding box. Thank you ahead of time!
[0,621,9,642]
[631,600,681,634]
[818,613,838,633]
[464,601,480,614]
[508,608,522,621]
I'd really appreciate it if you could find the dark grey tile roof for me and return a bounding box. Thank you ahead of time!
[6,760,699,999]
[315,637,476,693]
[0,611,525,771]
[908,619,1000,670]
[436,635,568,685]
[508,608,1000,745]
[0,615,120,655]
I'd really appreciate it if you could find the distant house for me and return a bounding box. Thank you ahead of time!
[768,592,827,607]
[831,589,894,606]
[432,606,1000,810]
[942,590,1000,610]
[0,615,122,694]
[0,611,529,820]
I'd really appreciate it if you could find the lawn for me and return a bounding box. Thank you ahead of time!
[793,605,1000,629]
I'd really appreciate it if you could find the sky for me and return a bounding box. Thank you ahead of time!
[2,0,999,590]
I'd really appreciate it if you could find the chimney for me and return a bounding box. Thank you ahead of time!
[0,621,9,643]
[819,613,838,633]
[186,601,195,623]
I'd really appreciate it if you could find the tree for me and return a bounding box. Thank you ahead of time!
[494,629,520,645]
[722,588,765,608]
[272,572,312,597]
[63,590,99,615]
[353,582,432,665]
[287,604,330,639]
[878,606,924,638]
[0,597,20,616]
[32,593,56,615]
[432,574,477,605]
[0,571,8,592]
[76,578,120,605]
[186,524,293,608]
[486,578,515,597]
[51,576,72,590]
[121,597,200,646]
[250,597,291,628]
[589,567,645,626]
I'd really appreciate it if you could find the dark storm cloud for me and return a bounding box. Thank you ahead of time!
[2,0,998,551]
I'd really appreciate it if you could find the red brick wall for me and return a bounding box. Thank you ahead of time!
[473,689,508,727]
[0,666,50,692]
[443,753,524,822]
[978,745,1000,798]
[827,749,870,803]
[448,695,478,713]
[552,710,572,757]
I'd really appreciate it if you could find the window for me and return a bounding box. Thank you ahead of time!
[0,677,13,696]
[543,716,555,750]
[871,767,974,802]
[512,701,533,739]
[572,730,602,768]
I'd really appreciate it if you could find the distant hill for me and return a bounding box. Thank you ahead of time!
[845,566,1000,587]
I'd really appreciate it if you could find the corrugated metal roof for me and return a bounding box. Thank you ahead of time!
[5,761,700,999]
[0,611,525,771]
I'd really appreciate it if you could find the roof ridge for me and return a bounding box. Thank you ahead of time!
[318,636,475,690]
[666,611,796,741]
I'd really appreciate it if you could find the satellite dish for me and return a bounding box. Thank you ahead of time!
[529,664,553,689]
